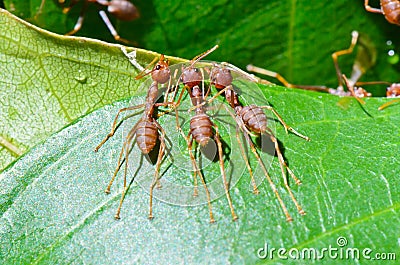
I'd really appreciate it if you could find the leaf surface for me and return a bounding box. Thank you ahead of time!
[1,84,399,264]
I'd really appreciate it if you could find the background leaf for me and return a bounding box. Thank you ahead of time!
[0,9,185,171]
[4,0,400,88]
[1,85,399,264]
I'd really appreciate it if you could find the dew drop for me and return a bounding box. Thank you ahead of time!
[74,70,88,84]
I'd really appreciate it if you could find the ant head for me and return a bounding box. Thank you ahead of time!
[180,67,202,88]
[210,65,233,89]
[107,0,140,21]
[151,55,171,84]
[387,83,400,97]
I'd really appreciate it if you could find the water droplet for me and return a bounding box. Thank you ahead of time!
[74,70,88,84]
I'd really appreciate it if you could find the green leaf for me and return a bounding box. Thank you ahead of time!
[2,1,400,169]
[0,9,184,171]
[1,84,399,264]
[4,0,400,89]
[1,4,400,263]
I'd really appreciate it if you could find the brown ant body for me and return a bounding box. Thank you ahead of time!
[364,0,400,25]
[173,45,238,222]
[201,64,309,221]
[37,0,139,44]
[95,55,172,220]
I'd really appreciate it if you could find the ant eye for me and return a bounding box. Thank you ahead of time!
[194,68,199,72]
[155,65,161,70]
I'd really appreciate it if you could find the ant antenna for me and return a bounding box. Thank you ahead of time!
[135,55,165,80]
[189,45,219,67]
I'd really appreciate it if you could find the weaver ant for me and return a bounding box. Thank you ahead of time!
[37,0,139,44]
[95,54,173,220]
[170,45,239,222]
[247,31,373,104]
[190,63,309,221]
[364,0,400,25]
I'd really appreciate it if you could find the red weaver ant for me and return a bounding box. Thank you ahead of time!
[192,63,309,221]
[95,54,173,220]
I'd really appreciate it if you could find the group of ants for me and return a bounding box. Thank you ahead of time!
[33,0,400,222]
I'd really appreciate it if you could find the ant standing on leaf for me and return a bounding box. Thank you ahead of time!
[364,0,400,25]
[95,54,174,220]
[37,0,139,44]
[172,45,238,222]
[192,63,309,221]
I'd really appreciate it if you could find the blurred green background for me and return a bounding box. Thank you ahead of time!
[3,0,400,96]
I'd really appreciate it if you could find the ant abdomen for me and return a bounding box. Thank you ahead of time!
[136,121,158,154]
[239,105,268,134]
[190,114,213,146]
[107,0,140,21]
[381,0,400,24]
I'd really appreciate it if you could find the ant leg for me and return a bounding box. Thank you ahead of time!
[364,0,384,13]
[240,126,293,222]
[379,98,400,110]
[187,136,199,196]
[35,0,47,19]
[268,133,305,215]
[235,125,259,194]
[187,135,215,222]
[114,127,137,219]
[148,123,166,220]
[258,106,310,141]
[65,1,89,35]
[62,0,80,13]
[95,105,145,152]
[246,65,330,92]
[213,123,238,221]
[105,123,138,194]
[98,10,136,45]
[332,31,359,88]
[223,104,259,194]
[342,74,366,105]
